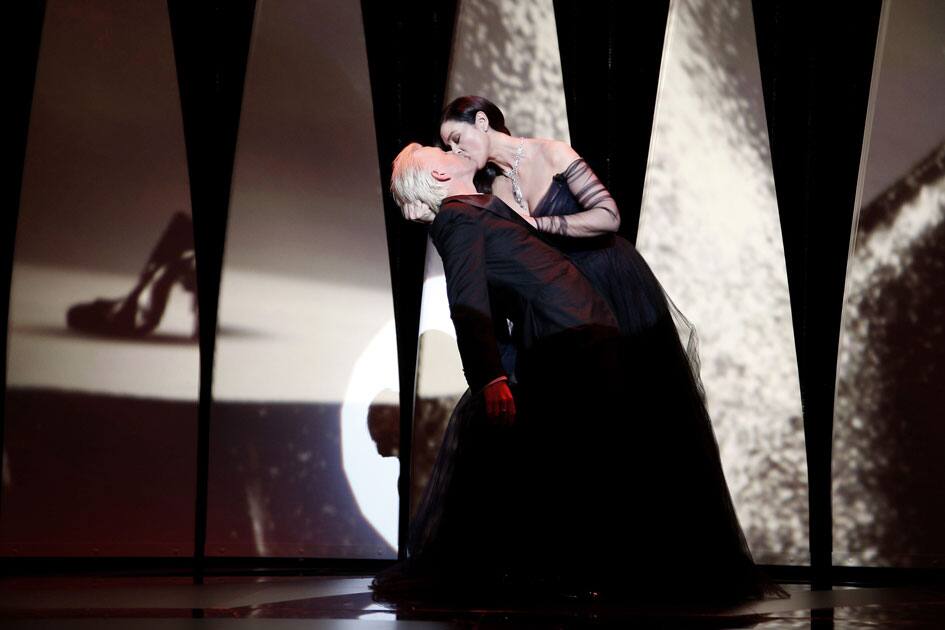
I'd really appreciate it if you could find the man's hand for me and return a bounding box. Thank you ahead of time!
[483,379,516,426]
[402,200,436,223]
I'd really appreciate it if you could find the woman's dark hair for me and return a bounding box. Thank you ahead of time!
[441,95,511,194]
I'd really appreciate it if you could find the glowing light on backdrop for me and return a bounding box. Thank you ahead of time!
[341,320,400,549]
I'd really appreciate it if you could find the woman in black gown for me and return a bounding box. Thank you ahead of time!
[373,96,786,605]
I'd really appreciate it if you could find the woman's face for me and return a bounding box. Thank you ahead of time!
[440,117,490,169]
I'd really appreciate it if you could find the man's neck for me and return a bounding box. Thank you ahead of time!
[447,179,479,196]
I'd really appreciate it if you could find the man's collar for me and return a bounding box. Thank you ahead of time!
[442,194,521,223]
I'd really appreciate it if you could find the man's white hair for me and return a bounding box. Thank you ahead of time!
[390,142,448,212]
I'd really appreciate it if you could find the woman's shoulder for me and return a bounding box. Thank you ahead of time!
[531,138,581,174]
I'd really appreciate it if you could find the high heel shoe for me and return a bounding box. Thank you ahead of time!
[67,212,198,338]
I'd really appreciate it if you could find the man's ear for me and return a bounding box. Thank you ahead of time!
[431,169,451,183]
[475,111,489,132]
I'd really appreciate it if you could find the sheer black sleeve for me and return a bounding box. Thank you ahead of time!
[534,158,621,237]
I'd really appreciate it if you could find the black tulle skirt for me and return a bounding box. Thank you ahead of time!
[372,235,786,605]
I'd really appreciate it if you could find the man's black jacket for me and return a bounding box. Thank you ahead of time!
[429,194,618,392]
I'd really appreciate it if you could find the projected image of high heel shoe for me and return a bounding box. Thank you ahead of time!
[67,212,198,339]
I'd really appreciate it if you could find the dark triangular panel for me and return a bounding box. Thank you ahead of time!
[360,0,458,556]
[553,0,670,244]
[166,0,257,576]
[1,0,46,517]
[753,0,882,587]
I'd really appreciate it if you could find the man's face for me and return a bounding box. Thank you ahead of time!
[416,145,476,182]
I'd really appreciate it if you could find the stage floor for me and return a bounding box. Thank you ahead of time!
[0,575,943,628]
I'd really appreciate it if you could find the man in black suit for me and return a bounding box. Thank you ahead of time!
[389,143,636,591]
[390,142,620,425]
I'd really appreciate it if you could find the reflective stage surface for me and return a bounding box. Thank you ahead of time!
[1,575,943,628]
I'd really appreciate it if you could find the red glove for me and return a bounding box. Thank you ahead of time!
[483,378,516,426]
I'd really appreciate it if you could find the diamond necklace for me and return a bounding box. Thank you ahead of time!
[502,138,528,213]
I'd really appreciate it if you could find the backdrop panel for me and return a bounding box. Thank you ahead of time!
[833,0,945,568]
[2,0,198,556]
[206,0,397,559]
[637,0,807,564]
